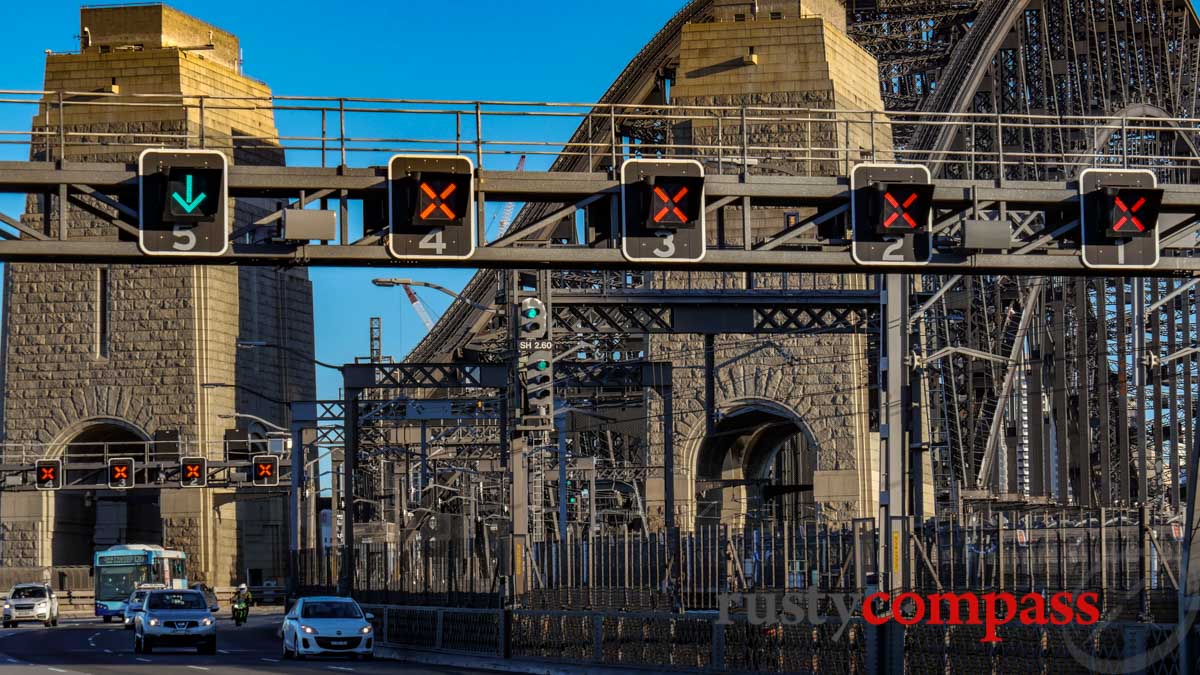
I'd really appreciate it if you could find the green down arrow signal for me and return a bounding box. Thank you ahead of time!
[171,174,208,213]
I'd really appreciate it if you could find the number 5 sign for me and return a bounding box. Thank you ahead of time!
[138,149,229,257]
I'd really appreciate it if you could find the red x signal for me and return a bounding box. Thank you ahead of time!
[257,463,273,477]
[652,185,690,224]
[1113,195,1147,233]
[418,181,458,221]
[883,191,919,229]
[184,464,201,479]
[112,465,128,480]
[39,466,56,481]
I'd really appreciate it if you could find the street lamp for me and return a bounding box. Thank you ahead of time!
[371,278,497,314]
[202,382,287,405]
[236,340,343,372]
[218,411,287,434]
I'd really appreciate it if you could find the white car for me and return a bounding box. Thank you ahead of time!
[2,583,59,628]
[281,596,375,660]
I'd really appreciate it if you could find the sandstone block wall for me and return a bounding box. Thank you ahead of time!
[0,5,314,586]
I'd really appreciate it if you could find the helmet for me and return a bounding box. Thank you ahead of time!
[238,583,247,591]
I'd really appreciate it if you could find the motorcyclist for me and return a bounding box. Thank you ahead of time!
[232,583,252,622]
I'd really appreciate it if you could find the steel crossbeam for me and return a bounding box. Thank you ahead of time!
[3,162,1200,274]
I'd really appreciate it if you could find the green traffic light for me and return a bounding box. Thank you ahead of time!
[534,360,550,371]
[524,308,540,319]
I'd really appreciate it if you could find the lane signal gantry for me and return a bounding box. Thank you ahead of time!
[252,455,280,487]
[35,459,62,491]
[851,163,933,266]
[108,457,135,490]
[180,457,208,488]
[388,154,476,261]
[138,149,229,257]
[1079,169,1163,269]
[620,159,706,263]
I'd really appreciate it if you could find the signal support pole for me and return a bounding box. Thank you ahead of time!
[881,273,910,675]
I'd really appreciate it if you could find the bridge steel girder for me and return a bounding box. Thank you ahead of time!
[551,290,879,334]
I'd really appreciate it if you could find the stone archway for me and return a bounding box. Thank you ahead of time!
[689,401,818,529]
[51,419,161,566]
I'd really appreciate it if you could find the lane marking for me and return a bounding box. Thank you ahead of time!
[328,668,355,672]
[261,658,279,663]
[48,669,69,673]
[103,649,112,654]
[218,649,229,654]
[135,658,152,663]
[186,667,210,671]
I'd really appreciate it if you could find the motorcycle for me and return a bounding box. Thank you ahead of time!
[232,598,249,626]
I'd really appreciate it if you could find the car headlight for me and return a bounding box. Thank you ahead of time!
[148,617,159,626]
[36,601,47,609]
[201,617,213,626]
[300,624,318,635]
[2,603,9,610]
[360,624,373,634]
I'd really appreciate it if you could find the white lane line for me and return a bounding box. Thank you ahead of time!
[48,669,69,673]
[261,658,279,663]
[218,649,229,654]
[186,667,210,671]
[135,658,152,663]
[103,649,112,654]
[327,668,355,673]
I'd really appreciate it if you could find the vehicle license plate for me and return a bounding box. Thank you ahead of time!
[332,640,347,646]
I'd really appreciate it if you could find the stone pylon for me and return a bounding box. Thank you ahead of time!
[0,4,315,587]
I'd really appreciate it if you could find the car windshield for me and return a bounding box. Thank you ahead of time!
[9,587,46,599]
[146,592,207,611]
[300,601,362,619]
[129,591,146,604]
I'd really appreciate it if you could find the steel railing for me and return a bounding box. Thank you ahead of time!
[1,90,1199,180]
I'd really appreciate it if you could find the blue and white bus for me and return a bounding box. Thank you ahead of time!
[93,544,187,621]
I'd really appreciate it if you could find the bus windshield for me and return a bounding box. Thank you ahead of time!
[96,565,151,602]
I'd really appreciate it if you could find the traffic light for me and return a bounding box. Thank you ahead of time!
[851,163,933,266]
[34,459,62,491]
[108,457,135,490]
[621,159,706,263]
[1079,169,1163,269]
[252,455,279,487]
[518,298,547,340]
[180,457,207,488]
[138,149,229,256]
[388,154,476,260]
[523,348,554,416]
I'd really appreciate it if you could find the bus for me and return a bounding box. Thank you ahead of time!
[93,544,187,621]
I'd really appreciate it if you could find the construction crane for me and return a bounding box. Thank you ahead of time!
[401,283,436,331]
[496,154,526,236]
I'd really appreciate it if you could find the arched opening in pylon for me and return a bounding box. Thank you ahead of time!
[52,420,161,566]
[693,404,817,529]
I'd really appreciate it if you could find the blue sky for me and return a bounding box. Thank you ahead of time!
[0,1,684,401]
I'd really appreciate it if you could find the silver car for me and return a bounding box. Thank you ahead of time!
[133,590,216,655]
[2,583,59,628]
[123,585,166,630]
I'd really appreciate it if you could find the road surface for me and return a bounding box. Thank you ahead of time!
[0,612,485,674]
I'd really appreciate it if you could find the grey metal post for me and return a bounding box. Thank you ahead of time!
[288,402,318,597]
[882,273,908,675]
[420,420,429,494]
[1179,396,1200,668]
[556,412,569,581]
[1134,278,1148,502]
[339,386,359,596]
